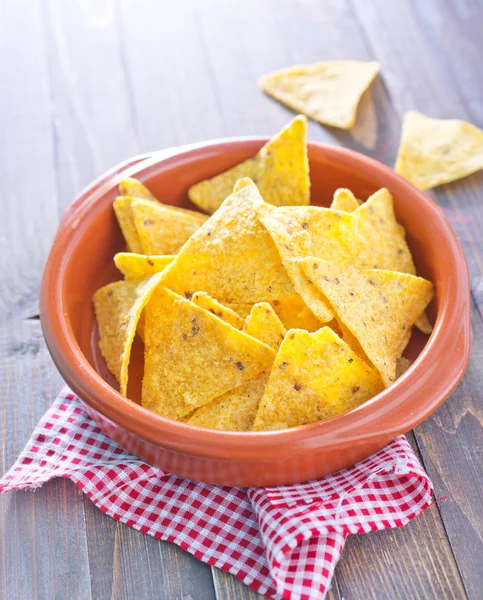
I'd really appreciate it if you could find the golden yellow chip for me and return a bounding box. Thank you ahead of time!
[113,196,143,254]
[252,327,383,431]
[302,258,433,387]
[243,302,286,351]
[394,111,483,189]
[142,287,275,419]
[330,188,362,212]
[187,374,268,431]
[132,199,208,255]
[191,291,244,330]
[260,61,380,129]
[188,116,310,214]
[226,303,255,319]
[160,179,294,303]
[119,178,158,201]
[114,253,174,280]
[92,272,164,396]
[255,200,367,322]
[271,294,322,332]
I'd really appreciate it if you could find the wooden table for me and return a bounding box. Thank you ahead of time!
[1,1,482,598]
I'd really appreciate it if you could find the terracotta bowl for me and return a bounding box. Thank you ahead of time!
[40,140,470,487]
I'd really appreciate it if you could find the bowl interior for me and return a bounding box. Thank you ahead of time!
[63,142,437,406]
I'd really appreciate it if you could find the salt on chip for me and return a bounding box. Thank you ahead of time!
[188,116,310,214]
[260,61,380,129]
[160,178,294,303]
[301,258,433,387]
[142,287,275,420]
[191,291,244,330]
[330,188,362,212]
[255,200,367,322]
[252,327,383,431]
[113,196,143,253]
[243,302,287,351]
[114,253,174,280]
[271,294,322,332]
[187,375,268,432]
[132,199,208,255]
[354,188,431,334]
[394,111,483,189]
[92,272,164,396]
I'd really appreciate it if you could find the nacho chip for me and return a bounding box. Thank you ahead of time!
[142,287,275,419]
[191,291,244,330]
[243,302,287,351]
[188,116,310,213]
[132,199,208,255]
[330,188,362,212]
[114,253,174,280]
[119,177,158,201]
[160,179,294,303]
[92,272,163,396]
[394,111,483,189]
[396,356,412,379]
[187,374,268,431]
[271,294,322,332]
[255,200,367,321]
[227,303,255,319]
[260,61,380,129]
[113,196,143,253]
[252,327,383,431]
[301,258,433,387]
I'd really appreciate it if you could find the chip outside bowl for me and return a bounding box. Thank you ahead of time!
[40,140,471,487]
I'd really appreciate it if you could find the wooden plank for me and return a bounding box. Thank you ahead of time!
[347,2,483,598]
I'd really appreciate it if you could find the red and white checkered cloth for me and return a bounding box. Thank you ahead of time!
[0,388,433,600]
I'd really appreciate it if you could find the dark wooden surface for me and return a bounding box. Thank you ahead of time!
[1,1,482,598]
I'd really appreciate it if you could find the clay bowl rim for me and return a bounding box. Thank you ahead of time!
[40,138,471,462]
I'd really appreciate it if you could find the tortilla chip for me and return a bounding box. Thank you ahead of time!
[271,294,322,332]
[330,188,362,212]
[188,116,310,213]
[396,356,413,379]
[255,200,367,321]
[119,178,158,201]
[132,199,208,255]
[191,291,244,330]
[226,303,255,319]
[394,111,483,189]
[252,327,383,431]
[243,302,287,351]
[114,253,174,280]
[187,374,268,431]
[354,188,431,333]
[301,258,433,387]
[92,272,164,396]
[260,61,380,129]
[142,287,275,419]
[160,179,294,303]
[113,196,143,253]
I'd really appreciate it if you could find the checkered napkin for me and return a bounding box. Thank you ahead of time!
[0,389,433,600]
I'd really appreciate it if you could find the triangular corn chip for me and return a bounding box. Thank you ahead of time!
[132,199,208,255]
[113,196,144,253]
[252,327,383,431]
[330,188,362,212]
[395,111,483,189]
[260,61,380,129]
[187,375,268,431]
[226,303,255,319]
[119,177,158,200]
[354,188,431,334]
[161,179,294,303]
[92,272,164,396]
[142,287,275,419]
[191,291,244,330]
[396,356,412,379]
[255,200,367,321]
[114,253,174,280]
[243,302,287,351]
[188,116,310,213]
[301,258,433,387]
[271,294,322,332]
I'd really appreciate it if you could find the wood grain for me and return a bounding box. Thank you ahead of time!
[1,0,482,599]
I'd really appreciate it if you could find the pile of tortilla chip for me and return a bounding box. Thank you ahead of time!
[93,116,433,432]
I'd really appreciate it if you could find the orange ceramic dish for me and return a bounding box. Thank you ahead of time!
[40,140,470,487]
